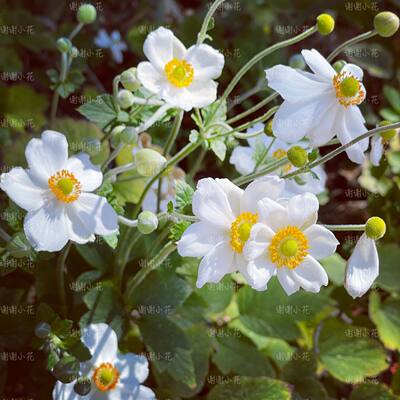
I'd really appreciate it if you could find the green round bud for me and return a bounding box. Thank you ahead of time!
[378,120,398,141]
[264,120,274,137]
[77,4,97,24]
[121,127,138,145]
[117,89,135,109]
[57,38,72,53]
[70,47,79,58]
[317,13,335,36]
[289,54,306,70]
[287,146,308,167]
[120,68,141,91]
[135,149,167,177]
[35,322,51,338]
[138,211,159,235]
[74,377,92,396]
[365,217,386,240]
[332,60,347,73]
[374,11,399,38]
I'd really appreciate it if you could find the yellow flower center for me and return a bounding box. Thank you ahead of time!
[333,72,365,107]
[269,226,309,269]
[164,58,194,88]
[92,362,120,392]
[230,212,258,253]
[48,170,81,203]
[272,149,292,173]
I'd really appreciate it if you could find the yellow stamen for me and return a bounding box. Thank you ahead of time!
[230,212,258,253]
[48,170,81,203]
[272,149,292,173]
[269,226,309,269]
[333,72,365,107]
[92,362,120,392]
[164,58,194,88]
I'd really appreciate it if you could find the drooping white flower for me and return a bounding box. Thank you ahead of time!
[370,135,384,166]
[344,217,386,298]
[243,193,339,294]
[95,30,127,64]
[0,131,118,252]
[137,27,225,111]
[53,323,155,400]
[177,176,286,288]
[265,49,369,164]
[229,122,327,195]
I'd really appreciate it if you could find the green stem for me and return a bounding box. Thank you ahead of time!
[57,243,71,317]
[283,122,400,180]
[125,241,176,301]
[0,226,11,242]
[323,224,365,232]
[197,0,226,44]
[113,75,121,113]
[50,52,69,128]
[68,23,84,40]
[327,30,377,62]
[255,137,275,172]
[187,147,207,180]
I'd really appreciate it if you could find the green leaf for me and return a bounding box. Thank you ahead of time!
[384,85,400,114]
[318,318,388,383]
[320,254,346,286]
[197,276,234,313]
[212,332,275,377]
[77,94,118,129]
[376,244,400,292]
[207,377,292,400]
[210,138,227,161]
[138,315,196,388]
[102,233,119,249]
[175,180,194,210]
[379,108,400,123]
[51,317,73,339]
[169,221,191,242]
[349,383,400,400]
[369,291,400,351]
[52,356,79,383]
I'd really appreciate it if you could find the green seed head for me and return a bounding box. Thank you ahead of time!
[280,239,298,257]
[264,120,274,137]
[340,76,359,98]
[77,4,97,24]
[238,222,252,243]
[287,146,308,168]
[374,11,399,38]
[317,13,335,36]
[365,217,386,240]
[57,178,74,195]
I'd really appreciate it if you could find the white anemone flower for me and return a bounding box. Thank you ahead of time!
[177,176,287,288]
[370,135,384,166]
[229,122,327,195]
[0,131,118,252]
[95,30,127,64]
[137,27,225,111]
[53,323,155,400]
[265,49,369,164]
[243,193,339,294]
[344,217,386,298]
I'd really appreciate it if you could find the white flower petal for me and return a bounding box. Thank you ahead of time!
[277,268,300,295]
[257,197,288,231]
[342,63,364,80]
[196,241,235,288]
[177,221,223,257]
[192,178,234,229]
[24,199,70,252]
[370,135,383,166]
[0,167,46,212]
[129,386,156,400]
[301,49,336,80]
[65,153,103,192]
[229,146,255,176]
[143,27,186,71]
[115,353,149,383]
[81,323,118,365]
[290,255,329,292]
[304,224,339,259]
[265,65,330,102]
[137,61,165,95]
[185,44,224,80]
[243,223,274,260]
[287,193,319,230]
[215,178,243,217]
[73,193,119,237]
[241,176,286,214]
[184,79,218,109]
[25,130,69,185]
[284,165,327,196]
[345,233,379,298]
[243,256,276,291]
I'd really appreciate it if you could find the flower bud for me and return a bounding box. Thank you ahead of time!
[374,11,399,38]
[74,377,92,396]
[365,217,386,240]
[317,13,335,36]
[287,146,308,167]
[117,89,135,109]
[289,54,306,70]
[121,127,138,145]
[35,322,51,338]
[138,211,159,234]
[77,4,97,25]
[264,120,274,137]
[378,120,398,141]
[332,60,347,73]
[120,68,141,91]
[70,47,79,58]
[57,38,72,53]
[135,149,166,177]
